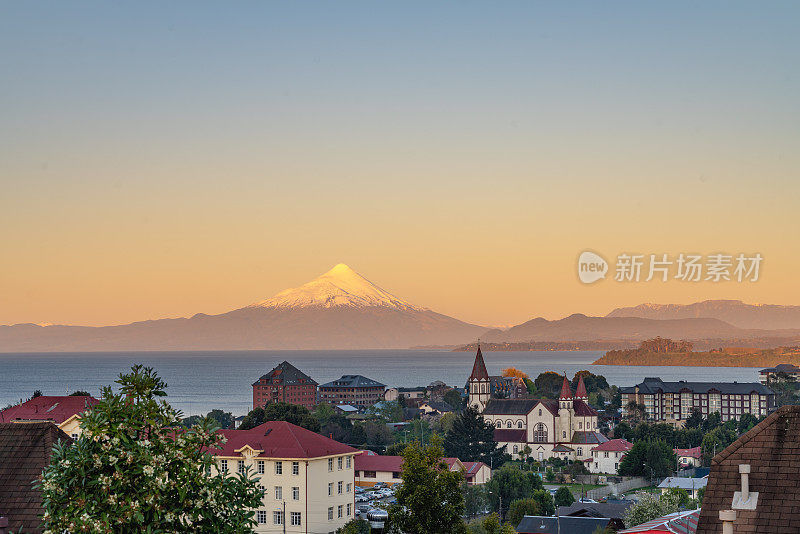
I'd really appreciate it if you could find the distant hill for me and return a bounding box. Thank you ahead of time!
[593,345,800,368]
[0,264,485,352]
[607,300,800,330]
[478,313,800,343]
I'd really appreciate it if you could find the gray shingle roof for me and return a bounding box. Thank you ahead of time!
[319,375,386,389]
[253,361,317,386]
[621,377,772,395]
[483,399,539,415]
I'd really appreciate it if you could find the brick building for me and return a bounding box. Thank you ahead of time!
[252,362,318,410]
[318,375,386,408]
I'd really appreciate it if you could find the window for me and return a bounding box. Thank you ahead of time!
[71,433,78,439]
[328,507,334,520]
[495,421,501,428]
[257,460,265,474]
[292,461,300,475]
[238,460,246,474]
[364,471,376,478]
[290,512,301,526]
[328,458,334,471]
[273,511,283,525]
[338,481,343,494]
[604,452,609,458]
[328,482,333,496]
[275,461,283,475]
[220,459,228,473]
[533,423,548,443]
[562,431,566,439]
[347,503,352,516]
[292,487,300,500]
[539,409,542,416]
[578,422,583,429]
[513,445,519,453]
[346,456,351,469]
[517,421,523,429]
[577,448,583,456]
[506,421,512,428]
[338,505,343,518]
[257,511,267,524]
[275,486,282,500]
[347,483,352,493]
[338,457,343,470]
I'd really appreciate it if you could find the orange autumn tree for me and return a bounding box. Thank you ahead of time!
[501,368,529,379]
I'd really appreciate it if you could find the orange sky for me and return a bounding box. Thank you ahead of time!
[1,3,798,327]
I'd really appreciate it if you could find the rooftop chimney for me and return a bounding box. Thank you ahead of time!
[719,510,736,534]
[732,463,759,510]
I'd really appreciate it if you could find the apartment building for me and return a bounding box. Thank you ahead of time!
[210,421,358,534]
[252,362,318,410]
[318,375,386,408]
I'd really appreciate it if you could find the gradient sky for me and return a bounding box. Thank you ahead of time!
[1,2,799,327]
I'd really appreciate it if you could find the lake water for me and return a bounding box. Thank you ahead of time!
[0,350,765,417]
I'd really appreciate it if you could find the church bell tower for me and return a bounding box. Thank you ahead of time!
[468,345,491,412]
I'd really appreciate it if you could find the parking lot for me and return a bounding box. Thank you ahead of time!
[354,483,398,518]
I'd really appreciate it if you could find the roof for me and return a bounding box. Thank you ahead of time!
[559,376,574,399]
[0,422,72,533]
[620,509,700,533]
[209,421,357,459]
[493,429,526,443]
[421,400,454,413]
[552,444,574,452]
[558,501,633,519]
[483,399,541,415]
[575,374,588,399]
[0,395,99,425]
[461,461,488,478]
[657,477,708,491]
[696,404,800,534]
[517,516,613,534]
[335,404,359,412]
[571,431,609,445]
[759,363,800,373]
[592,438,633,452]
[573,399,599,416]
[621,377,772,396]
[252,361,317,387]
[319,375,386,389]
[354,454,464,473]
[674,446,701,458]
[469,346,489,381]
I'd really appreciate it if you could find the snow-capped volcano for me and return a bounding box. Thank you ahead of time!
[251,264,423,311]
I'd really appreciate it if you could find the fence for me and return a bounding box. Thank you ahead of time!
[586,476,650,500]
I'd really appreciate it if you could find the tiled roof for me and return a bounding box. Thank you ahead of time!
[483,399,540,415]
[252,361,317,387]
[575,375,588,399]
[422,400,454,413]
[355,454,463,473]
[319,375,386,389]
[0,395,99,425]
[620,509,700,533]
[0,422,72,533]
[552,444,574,452]
[658,477,708,491]
[696,405,800,534]
[209,421,356,459]
[759,363,800,373]
[573,399,599,416]
[469,346,489,381]
[591,438,632,452]
[570,431,609,445]
[493,429,527,443]
[623,377,772,396]
[558,501,633,519]
[674,446,702,458]
[461,461,488,478]
[559,376,573,399]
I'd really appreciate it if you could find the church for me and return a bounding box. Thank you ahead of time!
[468,346,608,462]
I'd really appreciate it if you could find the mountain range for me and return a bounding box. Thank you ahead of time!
[2,267,799,352]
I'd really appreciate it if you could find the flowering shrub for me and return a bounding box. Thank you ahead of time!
[38,365,263,533]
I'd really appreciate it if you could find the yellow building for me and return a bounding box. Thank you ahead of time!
[0,395,99,438]
[210,421,359,533]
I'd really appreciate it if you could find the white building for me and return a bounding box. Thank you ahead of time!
[658,476,708,500]
[675,446,702,468]
[588,438,633,474]
[211,421,359,533]
[354,452,491,487]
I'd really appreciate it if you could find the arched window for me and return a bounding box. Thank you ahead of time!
[495,421,501,428]
[577,448,583,456]
[517,421,523,429]
[533,423,547,443]
[513,445,519,454]
[562,431,567,439]
[506,421,512,429]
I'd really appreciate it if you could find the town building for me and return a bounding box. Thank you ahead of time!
[384,387,426,402]
[696,404,800,534]
[620,377,774,425]
[468,347,607,461]
[318,375,386,408]
[619,509,700,534]
[466,346,526,413]
[0,422,72,533]
[252,361,318,410]
[758,363,800,385]
[0,395,99,439]
[658,476,708,500]
[557,501,633,525]
[675,446,702,468]
[353,453,490,487]
[588,438,633,474]
[516,516,622,534]
[419,399,454,416]
[209,421,358,533]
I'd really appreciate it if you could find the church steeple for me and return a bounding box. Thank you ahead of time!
[470,345,489,381]
[468,344,491,413]
[558,376,573,400]
[574,374,588,400]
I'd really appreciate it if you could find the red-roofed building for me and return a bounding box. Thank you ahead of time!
[354,454,491,487]
[589,439,633,474]
[208,421,358,532]
[252,361,318,410]
[0,395,99,439]
[674,446,702,468]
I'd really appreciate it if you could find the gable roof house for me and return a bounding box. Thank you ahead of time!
[696,404,800,534]
[0,422,72,533]
[0,395,99,439]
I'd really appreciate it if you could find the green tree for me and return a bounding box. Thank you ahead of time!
[337,518,371,534]
[571,371,610,394]
[463,483,489,519]
[466,513,516,534]
[534,372,564,399]
[69,390,91,396]
[623,491,680,527]
[387,436,467,534]
[485,465,544,519]
[444,389,464,411]
[529,489,555,517]
[697,486,705,505]
[386,442,408,456]
[32,389,42,398]
[701,426,737,465]
[664,487,696,510]
[443,407,507,467]
[737,412,759,434]
[507,498,540,526]
[239,402,320,432]
[38,365,263,533]
[554,486,575,507]
[685,408,704,429]
[618,440,676,479]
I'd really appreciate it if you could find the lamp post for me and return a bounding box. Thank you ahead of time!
[488,490,503,521]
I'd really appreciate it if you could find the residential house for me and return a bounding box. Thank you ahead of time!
[675,446,702,469]
[621,377,774,426]
[696,404,800,534]
[658,477,708,500]
[557,501,633,524]
[252,362,318,410]
[419,399,454,416]
[0,422,72,533]
[318,375,386,408]
[0,395,99,438]
[354,454,490,487]
[384,387,426,402]
[589,438,633,474]
[516,516,621,534]
[209,421,358,533]
[619,509,700,533]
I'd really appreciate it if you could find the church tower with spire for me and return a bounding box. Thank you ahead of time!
[468,345,491,412]
[557,375,575,443]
